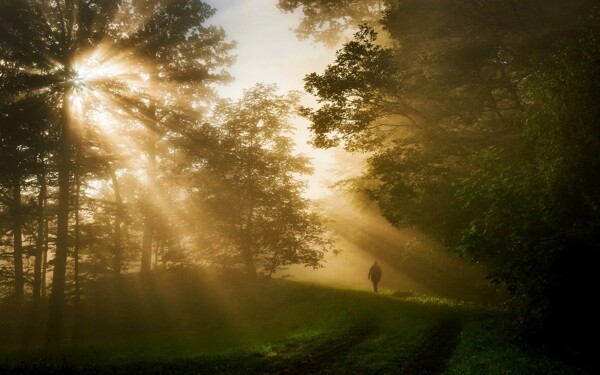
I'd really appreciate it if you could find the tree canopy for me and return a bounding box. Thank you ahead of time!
[0,4,337,343]
[297,0,600,360]
[277,0,385,45]
[0,0,235,340]
[191,84,334,278]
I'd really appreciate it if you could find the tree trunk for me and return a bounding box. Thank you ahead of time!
[242,199,257,279]
[141,128,157,275]
[11,171,24,304]
[154,239,159,269]
[33,167,47,302]
[47,88,72,342]
[162,240,167,268]
[41,190,49,297]
[109,167,124,276]
[74,165,81,302]
[242,247,257,279]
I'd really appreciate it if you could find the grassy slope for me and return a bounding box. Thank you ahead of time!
[0,269,586,374]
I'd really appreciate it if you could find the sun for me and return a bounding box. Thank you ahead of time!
[72,47,127,85]
[66,45,146,121]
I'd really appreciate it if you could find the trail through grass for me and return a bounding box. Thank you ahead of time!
[0,268,587,374]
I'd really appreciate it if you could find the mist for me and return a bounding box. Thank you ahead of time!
[286,193,496,302]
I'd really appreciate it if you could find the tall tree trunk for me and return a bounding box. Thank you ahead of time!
[109,167,124,276]
[33,166,47,302]
[141,126,157,275]
[11,170,24,304]
[41,190,49,297]
[242,195,257,279]
[241,219,257,279]
[154,239,159,269]
[242,245,257,279]
[74,165,81,302]
[47,88,72,342]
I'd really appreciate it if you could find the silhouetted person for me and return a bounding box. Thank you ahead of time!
[368,261,382,293]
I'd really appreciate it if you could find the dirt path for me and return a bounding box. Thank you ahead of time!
[264,322,379,374]
[265,315,462,375]
[396,316,463,375]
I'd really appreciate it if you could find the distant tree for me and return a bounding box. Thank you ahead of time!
[119,0,234,275]
[192,84,334,277]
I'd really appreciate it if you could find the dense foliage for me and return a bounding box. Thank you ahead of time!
[457,25,600,358]
[293,0,600,363]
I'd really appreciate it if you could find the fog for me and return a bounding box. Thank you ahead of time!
[286,192,498,303]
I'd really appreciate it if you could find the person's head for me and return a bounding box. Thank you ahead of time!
[373,261,378,266]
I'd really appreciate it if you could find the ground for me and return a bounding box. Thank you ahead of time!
[0,269,587,374]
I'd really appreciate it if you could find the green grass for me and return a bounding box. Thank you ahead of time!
[0,268,587,374]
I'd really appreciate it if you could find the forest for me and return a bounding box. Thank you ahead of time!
[0,0,598,373]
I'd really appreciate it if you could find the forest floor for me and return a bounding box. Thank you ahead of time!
[0,268,588,374]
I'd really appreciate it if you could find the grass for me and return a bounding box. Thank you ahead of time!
[0,268,588,374]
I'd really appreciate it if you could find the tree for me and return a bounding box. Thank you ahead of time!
[0,0,232,340]
[0,94,53,304]
[457,23,600,359]
[300,0,600,361]
[300,0,599,235]
[301,24,478,238]
[0,0,123,340]
[277,0,385,45]
[116,0,235,274]
[192,84,334,277]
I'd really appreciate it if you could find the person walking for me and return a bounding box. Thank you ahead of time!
[368,261,382,293]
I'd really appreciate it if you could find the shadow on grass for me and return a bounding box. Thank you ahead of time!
[397,316,463,375]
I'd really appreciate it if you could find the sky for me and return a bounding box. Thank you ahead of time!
[204,0,343,199]
[204,0,331,98]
